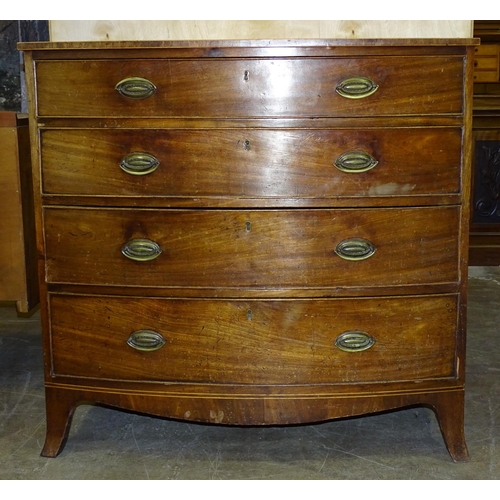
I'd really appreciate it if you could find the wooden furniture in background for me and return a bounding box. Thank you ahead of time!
[470,21,500,265]
[0,112,38,313]
[20,38,475,460]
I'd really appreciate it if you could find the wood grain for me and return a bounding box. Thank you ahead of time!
[35,57,465,118]
[40,128,462,198]
[43,206,460,289]
[49,294,458,384]
[48,20,473,42]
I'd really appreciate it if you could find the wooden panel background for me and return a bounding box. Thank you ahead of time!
[0,113,38,313]
[49,20,473,41]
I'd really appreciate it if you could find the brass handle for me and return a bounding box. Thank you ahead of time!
[120,152,160,176]
[334,151,378,173]
[335,238,376,261]
[122,238,162,262]
[127,330,166,352]
[335,331,375,352]
[335,76,379,99]
[115,77,156,99]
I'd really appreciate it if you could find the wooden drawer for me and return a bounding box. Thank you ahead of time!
[473,45,499,83]
[43,207,459,288]
[35,57,464,118]
[49,294,458,384]
[41,128,462,198]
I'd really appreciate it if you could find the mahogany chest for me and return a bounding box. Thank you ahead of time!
[19,39,476,460]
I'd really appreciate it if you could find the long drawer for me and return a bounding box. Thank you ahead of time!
[41,128,462,198]
[49,294,458,384]
[35,57,464,117]
[43,207,460,288]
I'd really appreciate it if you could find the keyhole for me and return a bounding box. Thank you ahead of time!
[247,309,253,321]
[245,221,252,232]
[243,140,251,151]
[244,70,250,81]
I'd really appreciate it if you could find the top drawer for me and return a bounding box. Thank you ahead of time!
[34,57,465,118]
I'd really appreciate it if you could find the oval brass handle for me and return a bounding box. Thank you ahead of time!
[335,238,376,261]
[335,76,379,99]
[120,152,160,176]
[334,151,378,173]
[335,331,375,352]
[127,330,166,352]
[122,238,162,262]
[115,77,156,99]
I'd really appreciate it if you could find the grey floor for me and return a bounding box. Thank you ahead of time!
[1,267,499,480]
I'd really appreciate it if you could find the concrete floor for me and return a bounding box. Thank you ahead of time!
[1,267,499,480]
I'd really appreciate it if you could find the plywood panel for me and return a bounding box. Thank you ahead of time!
[49,20,473,41]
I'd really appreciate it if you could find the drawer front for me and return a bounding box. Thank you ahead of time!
[473,45,499,83]
[35,57,464,117]
[44,207,460,288]
[41,128,462,198]
[49,294,458,384]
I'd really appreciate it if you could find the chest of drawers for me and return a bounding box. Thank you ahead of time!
[19,39,476,460]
